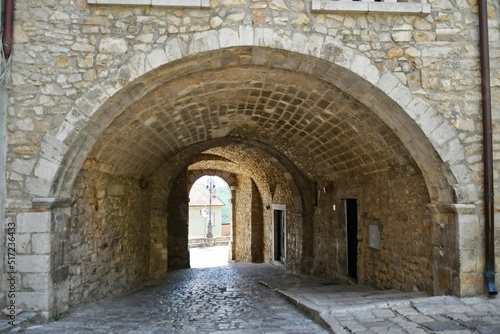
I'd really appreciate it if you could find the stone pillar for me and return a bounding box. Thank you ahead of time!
[229,185,237,261]
[167,173,190,269]
[8,198,73,320]
[149,211,168,280]
[251,181,264,263]
[455,205,485,296]
[427,203,477,296]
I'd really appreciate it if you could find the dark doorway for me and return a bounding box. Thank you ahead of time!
[273,207,285,263]
[346,199,358,279]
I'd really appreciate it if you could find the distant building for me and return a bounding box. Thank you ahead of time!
[189,181,225,239]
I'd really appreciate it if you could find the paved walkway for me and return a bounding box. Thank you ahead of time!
[1,261,499,333]
[262,274,500,333]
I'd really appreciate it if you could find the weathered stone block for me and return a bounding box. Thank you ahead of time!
[459,273,484,297]
[34,158,59,183]
[16,234,32,254]
[16,291,54,311]
[17,212,51,233]
[25,177,52,197]
[108,183,124,196]
[22,273,52,291]
[17,255,51,273]
[219,28,239,48]
[146,48,168,70]
[32,233,52,254]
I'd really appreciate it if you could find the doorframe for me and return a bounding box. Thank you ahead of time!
[272,204,286,266]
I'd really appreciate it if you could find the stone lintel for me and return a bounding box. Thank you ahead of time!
[87,0,211,8]
[32,197,76,209]
[426,203,476,215]
[311,1,431,15]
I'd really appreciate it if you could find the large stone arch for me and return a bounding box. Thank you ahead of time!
[33,28,461,205]
[14,28,480,318]
[187,169,238,191]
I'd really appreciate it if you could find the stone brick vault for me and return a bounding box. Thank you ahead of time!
[0,0,499,320]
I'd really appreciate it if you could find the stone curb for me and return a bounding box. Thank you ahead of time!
[266,283,449,333]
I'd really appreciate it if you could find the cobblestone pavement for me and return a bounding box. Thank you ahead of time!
[12,263,329,334]
[2,262,500,333]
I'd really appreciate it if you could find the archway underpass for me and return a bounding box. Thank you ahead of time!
[65,47,454,309]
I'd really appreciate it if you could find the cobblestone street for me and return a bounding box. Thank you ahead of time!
[16,263,328,334]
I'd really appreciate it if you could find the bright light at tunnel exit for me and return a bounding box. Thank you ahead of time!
[188,176,232,268]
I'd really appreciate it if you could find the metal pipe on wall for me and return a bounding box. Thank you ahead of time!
[2,0,14,59]
[478,0,498,296]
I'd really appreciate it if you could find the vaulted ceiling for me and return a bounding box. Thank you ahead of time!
[87,47,419,183]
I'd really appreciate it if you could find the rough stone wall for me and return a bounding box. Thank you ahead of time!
[311,171,432,292]
[311,182,343,280]
[147,177,168,282]
[271,183,301,271]
[233,176,253,262]
[357,174,432,292]
[250,180,264,263]
[68,160,151,306]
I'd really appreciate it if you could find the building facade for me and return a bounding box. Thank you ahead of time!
[0,0,499,319]
[188,179,225,239]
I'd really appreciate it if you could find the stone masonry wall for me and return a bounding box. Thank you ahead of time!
[250,180,264,263]
[270,182,300,271]
[68,160,151,306]
[357,173,432,292]
[311,171,432,292]
[233,175,253,262]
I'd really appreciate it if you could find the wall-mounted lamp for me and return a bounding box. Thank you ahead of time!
[266,203,271,210]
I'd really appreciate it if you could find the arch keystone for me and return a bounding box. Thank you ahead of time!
[255,27,275,47]
[291,32,308,54]
[219,28,239,48]
[238,26,254,45]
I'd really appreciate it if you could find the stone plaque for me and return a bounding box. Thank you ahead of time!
[369,224,381,250]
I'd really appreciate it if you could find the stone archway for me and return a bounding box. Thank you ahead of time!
[35,34,460,203]
[12,31,469,317]
[147,137,311,275]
